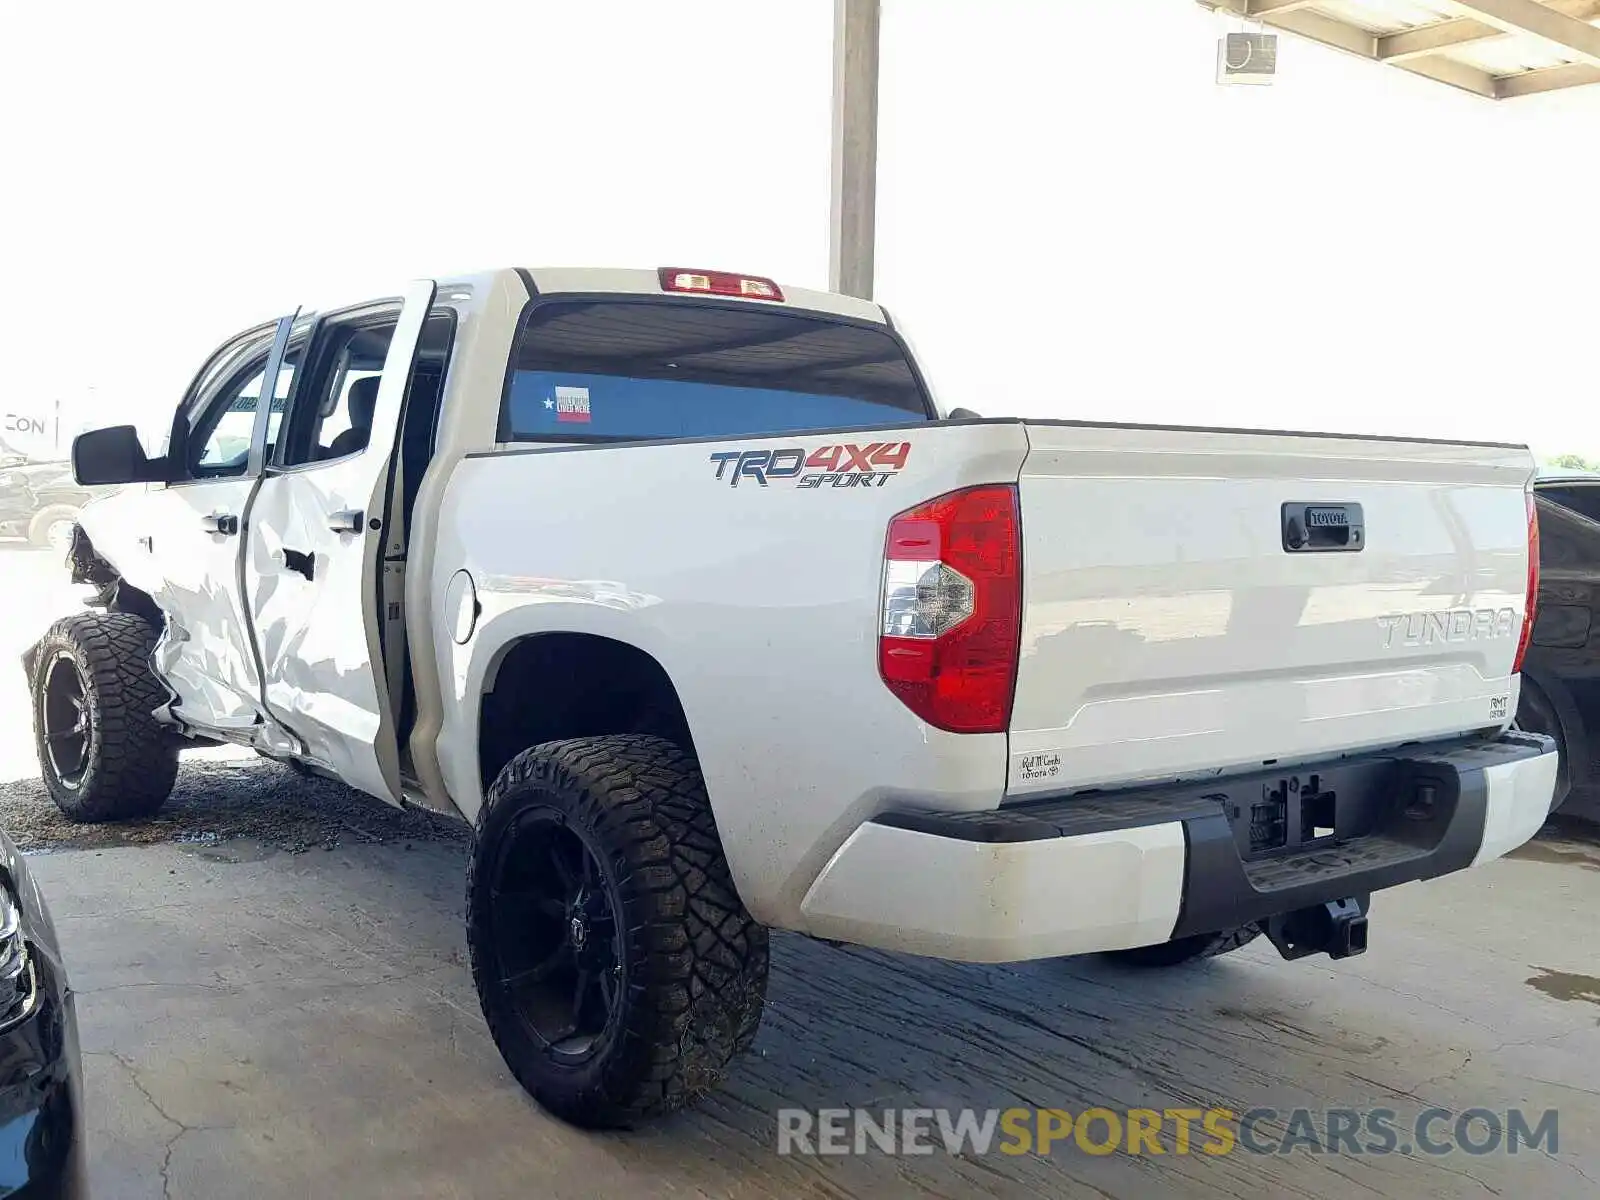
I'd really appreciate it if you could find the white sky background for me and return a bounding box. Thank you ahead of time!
[1,0,1596,459]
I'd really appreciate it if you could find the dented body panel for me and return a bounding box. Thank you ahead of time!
[238,281,438,805]
[80,479,265,732]
[244,463,394,793]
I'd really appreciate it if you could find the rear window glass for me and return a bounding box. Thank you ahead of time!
[502,300,931,442]
[1539,485,1600,525]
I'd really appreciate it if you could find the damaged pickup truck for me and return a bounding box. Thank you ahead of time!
[27,266,1559,1128]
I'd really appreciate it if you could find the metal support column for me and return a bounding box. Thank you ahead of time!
[829,0,881,300]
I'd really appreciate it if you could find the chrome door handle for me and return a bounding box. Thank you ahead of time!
[327,509,364,534]
[200,512,239,536]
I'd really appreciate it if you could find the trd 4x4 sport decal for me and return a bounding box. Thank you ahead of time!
[709,442,912,489]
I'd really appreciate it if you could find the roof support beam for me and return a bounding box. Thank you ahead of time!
[1244,0,1322,13]
[1497,59,1600,93]
[1198,0,1600,97]
[1208,2,1377,52]
[1394,52,1503,95]
[1447,0,1600,68]
[1378,19,1502,62]
[1379,0,1600,61]
[1203,0,1499,94]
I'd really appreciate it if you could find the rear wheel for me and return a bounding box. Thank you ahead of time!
[30,612,178,822]
[1104,924,1261,967]
[1516,679,1571,810]
[467,734,767,1129]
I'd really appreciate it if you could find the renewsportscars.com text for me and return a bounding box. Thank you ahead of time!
[776,1106,1559,1158]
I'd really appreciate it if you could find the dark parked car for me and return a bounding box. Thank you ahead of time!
[0,461,101,553]
[1517,474,1600,825]
[0,826,85,1196]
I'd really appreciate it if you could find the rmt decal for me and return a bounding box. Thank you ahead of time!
[710,442,912,488]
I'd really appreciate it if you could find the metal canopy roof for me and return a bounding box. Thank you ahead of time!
[1200,0,1600,97]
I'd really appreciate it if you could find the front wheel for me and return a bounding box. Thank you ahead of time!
[467,735,768,1129]
[30,611,179,821]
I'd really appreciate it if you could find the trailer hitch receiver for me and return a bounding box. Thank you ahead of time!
[1263,897,1368,961]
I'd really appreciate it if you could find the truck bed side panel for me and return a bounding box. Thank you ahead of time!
[430,422,1030,928]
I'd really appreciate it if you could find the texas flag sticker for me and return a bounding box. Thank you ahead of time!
[552,385,592,423]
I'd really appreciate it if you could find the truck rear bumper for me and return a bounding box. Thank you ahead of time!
[797,731,1558,962]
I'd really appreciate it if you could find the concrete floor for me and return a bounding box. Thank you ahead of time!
[3,545,1598,1198]
[30,828,1600,1199]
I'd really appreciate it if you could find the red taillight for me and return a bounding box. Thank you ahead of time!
[657,267,784,301]
[879,485,1021,734]
[1514,492,1540,674]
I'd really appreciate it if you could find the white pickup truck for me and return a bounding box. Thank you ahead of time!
[28,266,1558,1128]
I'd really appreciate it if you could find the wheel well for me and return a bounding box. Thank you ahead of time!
[66,527,163,628]
[478,634,695,790]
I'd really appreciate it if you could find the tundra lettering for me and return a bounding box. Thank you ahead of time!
[1377,607,1518,649]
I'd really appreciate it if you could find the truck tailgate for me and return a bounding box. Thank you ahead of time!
[1008,422,1535,798]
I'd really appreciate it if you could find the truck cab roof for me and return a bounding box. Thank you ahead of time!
[300,267,891,330]
[521,267,889,325]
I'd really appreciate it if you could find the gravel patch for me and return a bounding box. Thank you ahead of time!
[0,750,469,854]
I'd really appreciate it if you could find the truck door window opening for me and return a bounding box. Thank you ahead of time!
[189,344,300,478]
[501,300,932,442]
[275,317,399,467]
[266,309,455,490]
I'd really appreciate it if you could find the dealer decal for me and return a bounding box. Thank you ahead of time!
[709,441,912,488]
[1016,752,1062,784]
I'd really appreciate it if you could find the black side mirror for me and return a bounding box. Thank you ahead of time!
[72,426,168,486]
[947,407,983,420]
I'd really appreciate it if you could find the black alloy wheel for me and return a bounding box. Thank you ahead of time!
[29,611,178,821]
[488,808,626,1062]
[39,654,90,790]
[467,735,769,1129]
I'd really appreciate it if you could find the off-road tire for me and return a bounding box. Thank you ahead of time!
[30,611,178,821]
[27,505,79,554]
[1104,924,1262,968]
[467,734,768,1129]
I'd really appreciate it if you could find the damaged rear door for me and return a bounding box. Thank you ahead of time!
[240,281,438,805]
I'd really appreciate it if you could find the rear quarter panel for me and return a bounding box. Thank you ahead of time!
[430,422,1030,928]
